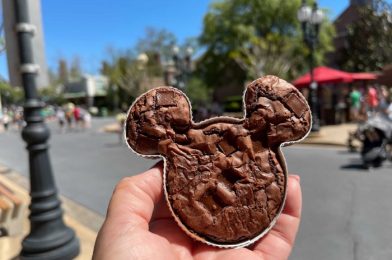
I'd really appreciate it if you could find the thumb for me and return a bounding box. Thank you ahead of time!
[105,161,164,231]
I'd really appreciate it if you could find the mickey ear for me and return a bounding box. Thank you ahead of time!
[267,91,312,145]
[125,87,192,156]
[244,76,311,145]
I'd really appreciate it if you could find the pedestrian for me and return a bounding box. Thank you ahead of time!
[56,107,66,133]
[387,99,392,120]
[2,112,10,131]
[349,87,361,122]
[14,109,24,131]
[65,103,74,131]
[115,112,126,143]
[336,95,347,124]
[366,85,378,116]
[378,86,389,115]
[93,162,302,259]
[73,106,81,129]
[82,111,92,129]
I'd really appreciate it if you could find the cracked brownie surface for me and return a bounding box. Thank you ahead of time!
[126,75,311,245]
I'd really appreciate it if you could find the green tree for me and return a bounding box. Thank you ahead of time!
[101,28,199,110]
[136,27,177,63]
[101,49,144,99]
[199,0,334,84]
[102,28,182,99]
[38,84,64,104]
[185,76,212,107]
[57,59,69,83]
[69,56,82,80]
[339,0,392,71]
[0,81,24,105]
[0,23,5,54]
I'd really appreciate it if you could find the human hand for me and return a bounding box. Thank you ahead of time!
[93,162,302,260]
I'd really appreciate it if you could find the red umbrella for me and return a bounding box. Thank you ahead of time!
[293,66,353,88]
[350,72,378,81]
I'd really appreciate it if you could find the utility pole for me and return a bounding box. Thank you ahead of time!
[3,0,80,258]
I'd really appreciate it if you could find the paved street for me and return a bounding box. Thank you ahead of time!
[0,118,392,260]
[0,118,158,216]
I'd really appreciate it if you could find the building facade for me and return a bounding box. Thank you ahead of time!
[328,0,375,68]
[63,75,109,107]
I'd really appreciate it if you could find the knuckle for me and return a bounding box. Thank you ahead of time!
[114,176,136,193]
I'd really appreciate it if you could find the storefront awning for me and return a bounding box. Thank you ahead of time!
[293,66,353,88]
[350,72,378,81]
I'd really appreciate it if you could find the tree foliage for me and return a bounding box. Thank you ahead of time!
[101,49,144,98]
[38,85,65,104]
[69,56,82,80]
[136,27,177,64]
[101,28,195,99]
[339,0,392,71]
[57,59,69,83]
[185,76,212,107]
[0,81,23,105]
[198,0,334,84]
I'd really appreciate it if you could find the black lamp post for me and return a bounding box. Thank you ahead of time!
[166,45,193,90]
[297,0,324,132]
[13,0,80,259]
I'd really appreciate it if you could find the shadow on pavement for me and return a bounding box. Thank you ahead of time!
[337,150,359,155]
[340,163,369,171]
[340,158,369,171]
[341,158,392,171]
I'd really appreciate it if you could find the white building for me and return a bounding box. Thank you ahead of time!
[63,74,109,107]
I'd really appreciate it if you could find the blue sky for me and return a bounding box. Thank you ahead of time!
[0,0,382,79]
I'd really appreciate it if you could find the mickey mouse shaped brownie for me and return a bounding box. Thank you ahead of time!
[125,75,311,248]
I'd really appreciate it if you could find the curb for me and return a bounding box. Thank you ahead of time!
[299,141,349,147]
[0,168,104,232]
[0,166,102,259]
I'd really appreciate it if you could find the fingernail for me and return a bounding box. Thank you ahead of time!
[291,175,301,183]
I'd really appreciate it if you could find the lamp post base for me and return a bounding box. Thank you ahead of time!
[311,119,320,132]
[20,227,79,260]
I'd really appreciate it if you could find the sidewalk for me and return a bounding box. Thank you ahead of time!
[0,166,103,260]
[299,123,359,147]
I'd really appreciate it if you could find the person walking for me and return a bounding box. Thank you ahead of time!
[2,111,10,131]
[366,86,378,116]
[349,87,361,122]
[115,112,126,143]
[65,103,74,131]
[56,107,66,133]
[73,106,81,130]
[387,99,392,120]
[378,86,389,115]
[82,110,92,129]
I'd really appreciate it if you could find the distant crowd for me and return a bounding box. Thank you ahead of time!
[349,85,392,122]
[0,103,92,132]
[0,106,24,131]
[55,103,92,132]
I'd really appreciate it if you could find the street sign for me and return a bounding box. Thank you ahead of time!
[2,0,49,88]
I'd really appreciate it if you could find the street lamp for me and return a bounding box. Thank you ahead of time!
[12,0,80,259]
[137,52,149,70]
[167,45,193,90]
[297,0,324,132]
[137,52,149,93]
